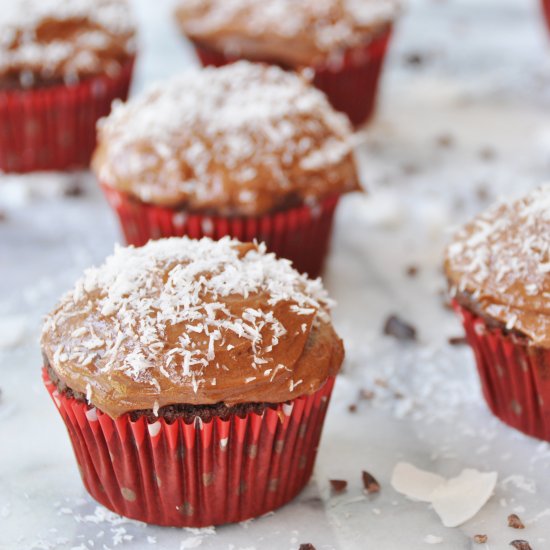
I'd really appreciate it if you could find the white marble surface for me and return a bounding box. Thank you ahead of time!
[2,0,550,548]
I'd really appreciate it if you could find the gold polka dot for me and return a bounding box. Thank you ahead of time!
[510,399,523,416]
[298,455,307,469]
[268,478,279,492]
[247,444,258,459]
[274,440,284,454]
[496,364,505,378]
[154,473,162,487]
[298,424,307,438]
[177,502,194,516]
[121,487,136,502]
[202,472,214,487]
[237,481,247,495]
[519,358,529,373]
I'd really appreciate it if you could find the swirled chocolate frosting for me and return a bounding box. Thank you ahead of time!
[174,0,399,67]
[0,0,136,89]
[93,62,360,217]
[41,237,344,418]
[445,184,550,348]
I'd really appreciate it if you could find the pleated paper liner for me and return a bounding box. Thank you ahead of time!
[101,185,340,278]
[192,27,393,127]
[543,0,550,33]
[43,368,335,527]
[0,59,134,173]
[455,302,550,441]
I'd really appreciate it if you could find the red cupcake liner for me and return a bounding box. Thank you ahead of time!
[192,27,392,127]
[101,185,340,278]
[543,0,550,33]
[455,303,550,441]
[43,368,335,527]
[0,59,134,173]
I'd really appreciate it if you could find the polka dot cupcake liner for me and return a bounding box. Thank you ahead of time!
[455,303,550,441]
[101,185,341,278]
[191,27,393,127]
[43,368,335,527]
[0,59,134,173]
[543,0,550,33]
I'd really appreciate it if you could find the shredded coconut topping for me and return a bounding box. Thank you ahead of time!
[445,183,550,346]
[176,0,398,54]
[42,237,334,389]
[0,0,136,85]
[94,61,357,215]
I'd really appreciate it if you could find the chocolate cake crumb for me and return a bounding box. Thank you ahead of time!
[401,162,420,176]
[383,315,417,341]
[476,184,489,202]
[348,404,357,413]
[359,389,374,400]
[404,52,425,66]
[362,471,380,494]
[510,541,532,550]
[436,134,454,148]
[507,514,525,529]
[299,544,316,550]
[64,181,85,197]
[448,336,468,346]
[473,534,488,544]
[479,146,496,161]
[329,479,348,494]
[405,265,419,277]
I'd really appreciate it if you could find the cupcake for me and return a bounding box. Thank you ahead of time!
[93,61,360,277]
[41,236,344,527]
[445,185,550,441]
[0,0,136,173]
[173,0,399,126]
[542,0,550,34]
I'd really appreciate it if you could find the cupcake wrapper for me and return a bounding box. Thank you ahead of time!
[0,59,134,173]
[543,0,550,33]
[44,368,335,527]
[456,303,550,441]
[192,27,392,127]
[101,185,340,278]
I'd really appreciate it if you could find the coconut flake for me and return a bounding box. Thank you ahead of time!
[391,462,497,528]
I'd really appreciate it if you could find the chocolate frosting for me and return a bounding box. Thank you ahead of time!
[174,0,398,67]
[444,184,550,348]
[93,62,360,216]
[41,237,344,418]
[0,0,136,89]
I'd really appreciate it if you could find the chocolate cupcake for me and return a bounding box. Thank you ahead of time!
[445,185,550,441]
[42,236,344,526]
[174,0,399,126]
[0,0,136,173]
[93,61,360,277]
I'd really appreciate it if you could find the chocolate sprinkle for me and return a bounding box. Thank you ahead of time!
[473,534,488,544]
[64,182,85,197]
[329,479,348,494]
[383,315,417,341]
[299,544,316,550]
[405,265,419,277]
[436,134,454,148]
[510,541,532,550]
[508,514,525,529]
[362,471,380,494]
[348,404,357,413]
[448,336,468,346]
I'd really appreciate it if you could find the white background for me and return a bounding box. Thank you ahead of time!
[1,0,550,548]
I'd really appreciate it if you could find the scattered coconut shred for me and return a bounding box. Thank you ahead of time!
[391,462,498,528]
